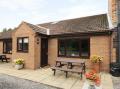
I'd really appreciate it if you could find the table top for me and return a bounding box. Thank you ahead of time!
[56,59,85,63]
[0,54,6,56]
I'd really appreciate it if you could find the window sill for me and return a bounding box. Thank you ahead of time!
[3,53,12,54]
[17,51,28,53]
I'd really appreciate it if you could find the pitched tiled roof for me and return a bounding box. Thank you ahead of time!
[0,30,13,39]
[37,14,110,35]
[25,22,48,34]
[0,14,111,39]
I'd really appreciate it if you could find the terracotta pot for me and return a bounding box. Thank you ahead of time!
[92,63,100,73]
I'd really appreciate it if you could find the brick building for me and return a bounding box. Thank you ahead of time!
[108,0,120,26]
[0,14,115,72]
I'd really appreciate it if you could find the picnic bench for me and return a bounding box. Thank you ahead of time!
[55,59,86,73]
[51,59,86,79]
[51,66,83,79]
[0,54,10,63]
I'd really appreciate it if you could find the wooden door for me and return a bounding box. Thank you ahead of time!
[41,38,48,67]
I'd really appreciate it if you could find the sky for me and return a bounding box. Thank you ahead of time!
[0,0,108,31]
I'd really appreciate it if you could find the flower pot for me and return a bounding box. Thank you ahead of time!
[88,85,95,89]
[15,64,23,70]
[92,63,100,73]
[87,80,96,89]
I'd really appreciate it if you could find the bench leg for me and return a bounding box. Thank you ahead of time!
[83,64,86,74]
[1,59,3,62]
[54,70,56,76]
[53,69,56,76]
[84,69,86,74]
[80,72,82,80]
[6,59,8,63]
[65,71,68,78]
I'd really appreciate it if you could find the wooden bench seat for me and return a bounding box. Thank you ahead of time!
[51,66,83,79]
[0,55,10,63]
[2,57,10,62]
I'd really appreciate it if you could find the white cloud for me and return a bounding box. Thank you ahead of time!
[58,0,107,20]
[0,0,107,31]
[0,0,45,11]
[0,0,47,30]
[69,0,81,3]
[62,6,106,19]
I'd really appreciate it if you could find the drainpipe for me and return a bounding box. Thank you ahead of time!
[109,31,112,72]
[117,23,120,63]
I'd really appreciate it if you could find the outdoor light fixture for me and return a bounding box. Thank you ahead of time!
[37,38,39,44]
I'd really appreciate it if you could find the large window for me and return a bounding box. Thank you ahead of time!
[3,40,12,54]
[17,37,28,52]
[58,38,90,58]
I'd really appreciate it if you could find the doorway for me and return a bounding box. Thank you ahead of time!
[41,38,48,67]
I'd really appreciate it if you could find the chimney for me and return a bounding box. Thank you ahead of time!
[107,13,114,29]
[117,0,120,24]
[47,29,50,35]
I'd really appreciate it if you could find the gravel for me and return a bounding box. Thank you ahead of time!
[0,74,61,89]
[112,76,120,89]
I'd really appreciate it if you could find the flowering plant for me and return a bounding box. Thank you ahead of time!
[13,59,24,65]
[85,70,101,86]
[90,55,103,63]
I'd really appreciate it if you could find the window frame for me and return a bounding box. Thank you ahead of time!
[3,39,12,54]
[17,37,29,53]
[58,38,90,58]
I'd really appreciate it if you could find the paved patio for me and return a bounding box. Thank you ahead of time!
[0,74,60,89]
[0,63,114,89]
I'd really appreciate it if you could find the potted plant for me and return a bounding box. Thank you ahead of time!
[85,70,101,88]
[14,59,24,70]
[90,55,103,73]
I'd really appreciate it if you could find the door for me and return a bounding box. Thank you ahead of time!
[41,38,48,67]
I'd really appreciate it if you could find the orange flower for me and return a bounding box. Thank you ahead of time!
[85,70,101,86]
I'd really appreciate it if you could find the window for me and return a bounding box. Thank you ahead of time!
[66,39,79,57]
[17,37,28,52]
[59,40,66,56]
[58,38,90,58]
[81,39,90,57]
[3,40,12,54]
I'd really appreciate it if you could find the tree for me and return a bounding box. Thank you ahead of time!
[8,28,12,31]
[3,28,7,32]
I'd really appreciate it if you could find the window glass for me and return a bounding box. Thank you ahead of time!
[3,40,12,53]
[59,40,65,56]
[18,39,22,51]
[17,37,28,52]
[18,39,22,43]
[66,40,79,56]
[58,38,90,58]
[81,39,89,57]
[23,38,28,43]
[23,42,28,51]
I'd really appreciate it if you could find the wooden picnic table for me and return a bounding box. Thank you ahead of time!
[51,59,86,79]
[55,59,86,73]
[0,54,9,63]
